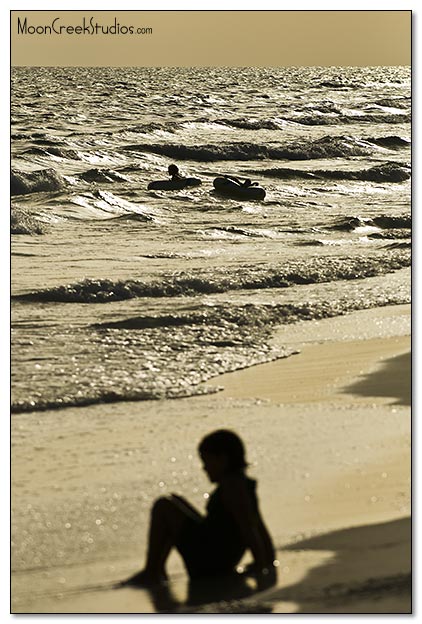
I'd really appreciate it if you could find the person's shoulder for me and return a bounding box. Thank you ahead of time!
[221,473,256,493]
[220,475,258,513]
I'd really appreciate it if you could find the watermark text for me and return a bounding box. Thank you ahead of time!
[16,16,153,36]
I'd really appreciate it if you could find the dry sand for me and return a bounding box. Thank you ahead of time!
[11,304,411,615]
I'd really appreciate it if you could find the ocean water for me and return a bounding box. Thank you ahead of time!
[11,66,411,414]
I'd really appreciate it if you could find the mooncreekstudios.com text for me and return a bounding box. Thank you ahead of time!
[16,16,153,36]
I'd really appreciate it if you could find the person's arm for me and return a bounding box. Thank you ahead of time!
[223,175,241,185]
[220,478,276,577]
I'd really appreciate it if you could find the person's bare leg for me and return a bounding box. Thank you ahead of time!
[123,496,196,586]
[144,498,181,575]
[169,494,203,521]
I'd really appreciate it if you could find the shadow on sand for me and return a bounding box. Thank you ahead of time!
[267,516,411,613]
[344,351,411,406]
[126,517,410,613]
[144,571,273,613]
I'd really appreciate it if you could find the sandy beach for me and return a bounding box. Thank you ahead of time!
[11,304,411,614]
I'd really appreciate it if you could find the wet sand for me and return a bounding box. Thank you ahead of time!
[11,304,411,614]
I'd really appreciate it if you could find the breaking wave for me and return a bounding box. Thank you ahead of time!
[15,252,411,304]
[11,285,410,414]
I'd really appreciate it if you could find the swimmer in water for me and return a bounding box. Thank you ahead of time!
[168,164,185,181]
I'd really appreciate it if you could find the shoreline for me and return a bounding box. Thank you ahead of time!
[207,335,410,405]
[11,304,411,614]
[204,302,411,407]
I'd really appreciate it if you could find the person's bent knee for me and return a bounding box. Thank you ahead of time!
[170,494,190,505]
[151,496,175,515]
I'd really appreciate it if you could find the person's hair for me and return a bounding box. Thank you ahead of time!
[198,429,248,472]
[168,164,179,175]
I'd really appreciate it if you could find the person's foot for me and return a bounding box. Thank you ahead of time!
[119,569,168,588]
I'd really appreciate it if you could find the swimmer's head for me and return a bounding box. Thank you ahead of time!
[168,164,179,176]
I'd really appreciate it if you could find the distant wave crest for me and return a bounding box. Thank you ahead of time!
[123,136,376,162]
[254,161,411,183]
[11,168,66,196]
[216,117,285,131]
[373,97,410,109]
[11,206,47,235]
[23,146,82,160]
[288,112,410,126]
[371,214,411,229]
[329,214,411,232]
[367,136,410,149]
[79,168,131,183]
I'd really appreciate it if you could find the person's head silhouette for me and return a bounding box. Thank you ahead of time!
[199,429,248,481]
[168,164,179,178]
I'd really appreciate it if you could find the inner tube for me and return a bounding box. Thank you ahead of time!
[213,177,266,200]
[148,177,202,191]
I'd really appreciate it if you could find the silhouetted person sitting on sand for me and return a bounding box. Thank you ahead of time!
[168,164,185,181]
[122,429,277,588]
[222,174,259,188]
